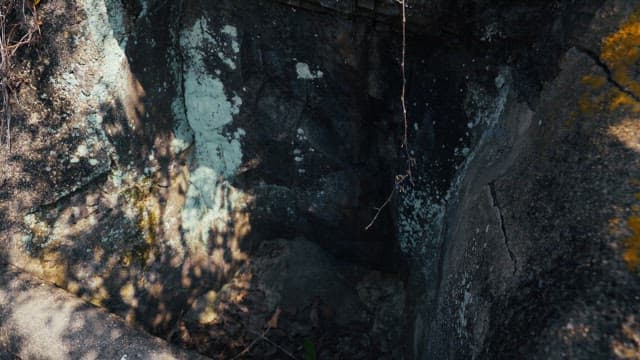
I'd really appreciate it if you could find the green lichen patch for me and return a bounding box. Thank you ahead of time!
[119,176,162,266]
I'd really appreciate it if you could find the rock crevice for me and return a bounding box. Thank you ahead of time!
[488,180,517,275]
[576,46,640,103]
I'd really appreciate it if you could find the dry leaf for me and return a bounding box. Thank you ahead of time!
[266,307,282,329]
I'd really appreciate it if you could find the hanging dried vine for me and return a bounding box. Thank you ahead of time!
[365,0,415,230]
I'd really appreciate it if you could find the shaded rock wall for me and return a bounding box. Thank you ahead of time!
[1,0,438,357]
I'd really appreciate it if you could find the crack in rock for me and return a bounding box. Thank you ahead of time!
[488,180,517,275]
[38,167,111,209]
[576,46,640,103]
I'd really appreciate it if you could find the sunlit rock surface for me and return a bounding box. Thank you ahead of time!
[0,265,206,359]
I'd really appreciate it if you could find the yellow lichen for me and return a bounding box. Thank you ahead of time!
[578,92,608,114]
[623,215,640,271]
[611,217,624,228]
[137,206,159,245]
[609,90,640,112]
[581,74,607,89]
[601,7,640,99]
[575,7,640,122]
[119,177,161,268]
[612,183,640,274]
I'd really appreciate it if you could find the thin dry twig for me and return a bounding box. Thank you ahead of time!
[398,0,416,178]
[232,328,270,360]
[365,187,395,231]
[399,0,408,150]
[233,328,300,360]
[365,174,408,230]
[246,329,299,360]
[232,307,295,360]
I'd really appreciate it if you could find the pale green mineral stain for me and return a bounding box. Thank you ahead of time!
[180,17,244,178]
[296,62,323,80]
[178,17,248,247]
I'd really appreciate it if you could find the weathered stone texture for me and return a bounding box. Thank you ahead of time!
[1,0,640,359]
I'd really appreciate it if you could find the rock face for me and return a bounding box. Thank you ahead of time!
[0,264,206,360]
[1,0,418,357]
[413,2,640,359]
[1,0,640,359]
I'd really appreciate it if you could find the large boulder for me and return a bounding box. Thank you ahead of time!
[415,1,640,358]
[0,264,206,359]
[0,0,415,357]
